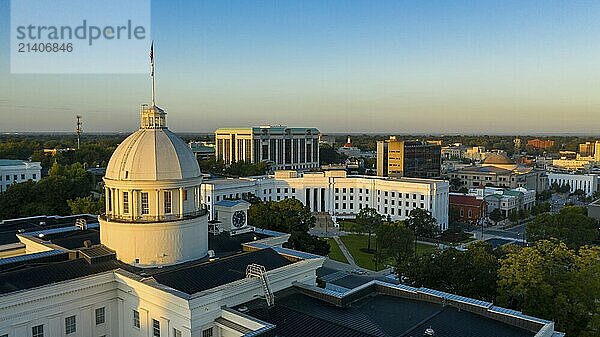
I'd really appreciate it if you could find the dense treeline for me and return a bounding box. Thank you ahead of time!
[0,162,96,220]
[332,134,599,154]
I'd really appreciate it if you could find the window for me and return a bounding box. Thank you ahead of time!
[4,175,8,181]
[133,310,140,328]
[21,174,25,180]
[202,328,214,337]
[164,191,172,214]
[183,189,188,201]
[95,307,105,325]
[65,315,76,334]
[32,325,43,337]
[122,192,129,213]
[152,319,160,337]
[13,175,17,181]
[141,192,149,214]
[173,329,182,337]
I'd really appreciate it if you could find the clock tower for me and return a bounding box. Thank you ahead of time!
[212,200,251,236]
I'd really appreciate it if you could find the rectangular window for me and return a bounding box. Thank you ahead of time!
[32,325,43,337]
[164,191,172,214]
[21,174,25,180]
[174,329,182,337]
[141,192,149,215]
[183,189,188,201]
[202,328,214,337]
[65,315,76,334]
[133,310,140,329]
[123,192,129,213]
[152,319,160,337]
[95,307,105,325]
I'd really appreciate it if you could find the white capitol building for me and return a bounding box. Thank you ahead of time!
[0,51,562,337]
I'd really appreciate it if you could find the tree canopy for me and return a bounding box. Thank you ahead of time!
[497,240,600,336]
[355,207,383,251]
[248,198,329,255]
[526,206,599,249]
[405,208,440,239]
[0,162,95,220]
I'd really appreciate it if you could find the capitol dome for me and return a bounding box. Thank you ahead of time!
[100,102,208,268]
[105,114,200,181]
[482,153,517,170]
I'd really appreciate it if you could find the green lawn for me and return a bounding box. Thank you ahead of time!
[340,234,437,271]
[327,238,349,264]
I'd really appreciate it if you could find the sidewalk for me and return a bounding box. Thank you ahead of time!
[333,236,357,267]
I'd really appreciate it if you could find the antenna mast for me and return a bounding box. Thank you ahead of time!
[76,115,82,149]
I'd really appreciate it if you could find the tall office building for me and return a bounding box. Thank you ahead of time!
[215,125,320,170]
[376,140,389,176]
[578,141,596,157]
[377,137,441,178]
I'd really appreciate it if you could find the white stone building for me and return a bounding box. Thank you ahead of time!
[547,172,599,196]
[469,187,536,216]
[0,160,42,193]
[201,170,450,231]
[214,126,320,170]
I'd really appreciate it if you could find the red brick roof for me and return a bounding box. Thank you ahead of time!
[449,194,486,207]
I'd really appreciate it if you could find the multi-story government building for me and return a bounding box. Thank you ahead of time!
[214,125,320,171]
[448,153,548,192]
[201,170,450,231]
[0,159,42,193]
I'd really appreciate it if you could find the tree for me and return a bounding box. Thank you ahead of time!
[531,202,551,216]
[405,208,439,239]
[526,206,599,249]
[537,189,552,201]
[489,208,504,225]
[355,207,383,252]
[507,210,520,226]
[67,195,104,215]
[449,177,463,191]
[248,199,328,256]
[248,198,315,233]
[284,232,330,256]
[376,221,415,270]
[497,240,600,336]
[398,242,499,302]
[319,144,347,165]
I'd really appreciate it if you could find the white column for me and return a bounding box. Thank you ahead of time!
[179,187,184,218]
[156,189,160,218]
[132,190,138,219]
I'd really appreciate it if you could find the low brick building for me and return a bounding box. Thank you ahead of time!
[449,194,487,224]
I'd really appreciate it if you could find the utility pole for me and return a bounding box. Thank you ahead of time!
[76,115,82,150]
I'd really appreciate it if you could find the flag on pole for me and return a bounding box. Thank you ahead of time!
[150,41,154,76]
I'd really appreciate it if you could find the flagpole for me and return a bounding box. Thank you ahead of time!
[151,42,155,107]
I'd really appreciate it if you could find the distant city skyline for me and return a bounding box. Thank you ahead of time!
[1,1,600,134]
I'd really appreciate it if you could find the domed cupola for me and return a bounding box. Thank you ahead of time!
[100,43,209,267]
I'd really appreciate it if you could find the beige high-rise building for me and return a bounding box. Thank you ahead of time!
[579,141,596,157]
[215,125,320,170]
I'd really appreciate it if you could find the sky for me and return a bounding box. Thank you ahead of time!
[1,0,600,134]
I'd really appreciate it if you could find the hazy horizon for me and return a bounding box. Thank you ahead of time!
[2,1,600,134]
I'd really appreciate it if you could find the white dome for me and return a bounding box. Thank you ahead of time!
[105,128,200,181]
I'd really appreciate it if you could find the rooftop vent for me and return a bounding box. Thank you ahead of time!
[424,328,435,336]
[75,218,87,230]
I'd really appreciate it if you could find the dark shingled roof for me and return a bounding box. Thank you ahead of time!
[244,290,536,337]
[0,215,97,245]
[0,258,127,294]
[152,248,291,295]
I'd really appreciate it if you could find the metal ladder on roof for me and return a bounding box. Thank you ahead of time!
[246,263,275,307]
